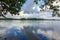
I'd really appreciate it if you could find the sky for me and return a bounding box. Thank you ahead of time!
[0,0,60,19]
[21,0,45,13]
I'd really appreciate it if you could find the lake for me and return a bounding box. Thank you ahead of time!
[0,20,60,40]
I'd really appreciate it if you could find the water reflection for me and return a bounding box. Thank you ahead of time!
[0,20,60,40]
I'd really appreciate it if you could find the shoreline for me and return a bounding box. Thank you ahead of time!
[0,18,60,21]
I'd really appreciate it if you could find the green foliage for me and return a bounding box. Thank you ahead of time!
[34,0,60,17]
[0,0,25,15]
[0,0,60,18]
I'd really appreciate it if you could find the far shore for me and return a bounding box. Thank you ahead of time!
[0,18,60,21]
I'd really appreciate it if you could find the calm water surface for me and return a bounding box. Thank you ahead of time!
[0,20,60,40]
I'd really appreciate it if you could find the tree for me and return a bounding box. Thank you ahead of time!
[0,0,60,18]
[34,0,60,17]
[0,0,25,18]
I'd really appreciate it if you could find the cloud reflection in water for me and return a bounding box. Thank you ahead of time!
[0,20,60,40]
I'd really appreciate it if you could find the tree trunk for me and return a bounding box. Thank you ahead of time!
[2,14,7,18]
[0,11,7,18]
